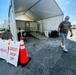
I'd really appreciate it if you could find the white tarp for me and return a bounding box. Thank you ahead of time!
[9,0,18,41]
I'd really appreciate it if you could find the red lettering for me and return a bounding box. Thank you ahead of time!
[10,52,16,56]
[10,57,14,60]
[0,48,7,53]
[9,47,18,52]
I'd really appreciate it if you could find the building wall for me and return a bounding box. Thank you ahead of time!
[71,24,76,28]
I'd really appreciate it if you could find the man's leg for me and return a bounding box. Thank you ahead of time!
[60,33,68,52]
[62,40,65,46]
[60,33,66,47]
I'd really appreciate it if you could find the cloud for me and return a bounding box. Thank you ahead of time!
[71,20,76,25]
[56,0,70,5]
[65,1,70,5]
[71,21,76,24]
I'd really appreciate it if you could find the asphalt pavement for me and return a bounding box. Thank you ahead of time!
[0,33,76,75]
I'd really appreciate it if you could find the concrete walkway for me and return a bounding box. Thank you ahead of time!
[0,36,76,75]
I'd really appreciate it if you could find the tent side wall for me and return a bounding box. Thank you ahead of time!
[9,0,18,41]
[16,20,25,30]
[38,15,64,33]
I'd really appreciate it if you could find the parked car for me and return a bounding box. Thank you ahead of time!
[0,28,7,31]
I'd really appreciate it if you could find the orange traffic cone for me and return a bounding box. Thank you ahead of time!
[8,36,12,44]
[0,36,2,40]
[8,36,12,50]
[19,36,30,65]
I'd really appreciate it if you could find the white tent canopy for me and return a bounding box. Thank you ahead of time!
[13,0,63,21]
[9,0,64,41]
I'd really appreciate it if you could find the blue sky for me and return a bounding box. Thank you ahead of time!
[56,0,76,24]
[0,0,10,24]
[0,0,76,24]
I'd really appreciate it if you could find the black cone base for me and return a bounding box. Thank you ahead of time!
[18,57,31,67]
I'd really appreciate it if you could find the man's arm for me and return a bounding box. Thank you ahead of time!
[58,26,60,36]
[69,28,73,37]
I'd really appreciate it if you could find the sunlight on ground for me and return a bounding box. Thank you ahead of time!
[68,29,76,42]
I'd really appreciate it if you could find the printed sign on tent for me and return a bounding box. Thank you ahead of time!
[0,40,8,60]
[7,41,20,67]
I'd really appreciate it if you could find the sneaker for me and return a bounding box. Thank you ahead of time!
[60,44,64,48]
[60,45,63,48]
[63,48,68,52]
[60,43,63,48]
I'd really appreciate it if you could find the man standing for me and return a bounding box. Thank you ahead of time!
[58,16,73,52]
